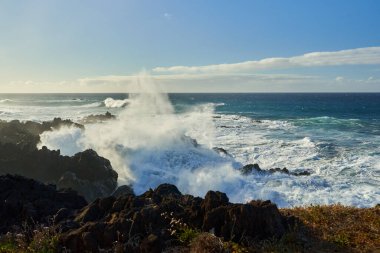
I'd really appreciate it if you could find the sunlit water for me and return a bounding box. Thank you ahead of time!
[1,91,379,207]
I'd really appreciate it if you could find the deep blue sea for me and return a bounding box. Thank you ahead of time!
[1,93,379,207]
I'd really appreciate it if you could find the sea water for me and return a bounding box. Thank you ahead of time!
[0,92,379,207]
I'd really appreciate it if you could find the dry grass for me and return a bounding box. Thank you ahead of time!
[282,204,380,252]
[0,225,59,253]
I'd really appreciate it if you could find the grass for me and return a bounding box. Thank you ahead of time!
[0,225,60,253]
[281,204,380,252]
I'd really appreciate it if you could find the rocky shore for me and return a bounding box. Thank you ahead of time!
[0,117,118,202]
[0,117,378,252]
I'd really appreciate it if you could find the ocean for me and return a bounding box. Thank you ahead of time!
[0,92,379,207]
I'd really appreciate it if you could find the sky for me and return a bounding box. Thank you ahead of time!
[0,0,380,93]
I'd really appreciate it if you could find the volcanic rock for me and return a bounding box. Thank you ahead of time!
[0,143,118,202]
[0,174,87,234]
[59,184,288,252]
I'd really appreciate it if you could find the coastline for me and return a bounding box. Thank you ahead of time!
[0,116,379,252]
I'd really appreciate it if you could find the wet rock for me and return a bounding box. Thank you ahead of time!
[269,167,290,174]
[79,111,116,124]
[240,163,262,175]
[293,170,311,176]
[240,164,311,176]
[212,147,231,157]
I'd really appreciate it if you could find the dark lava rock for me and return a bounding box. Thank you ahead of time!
[240,163,311,176]
[0,118,83,148]
[212,147,231,157]
[154,183,182,197]
[112,185,135,197]
[0,174,87,234]
[79,111,116,124]
[240,163,262,175]
[0,118,118,201]
[202,191,229,212]
[59,184,288,252]
[0,143,118,202]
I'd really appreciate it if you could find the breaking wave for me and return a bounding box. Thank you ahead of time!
[103,98,130,108]
[38,73,380,207]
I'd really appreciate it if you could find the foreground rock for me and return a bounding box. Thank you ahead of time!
[0,143,118,202]
[0,175,87,234]
[59,184,288,252]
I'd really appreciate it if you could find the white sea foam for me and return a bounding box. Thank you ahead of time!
[37,73,380,207]
[0,99,13,103]
[103,98,130,108]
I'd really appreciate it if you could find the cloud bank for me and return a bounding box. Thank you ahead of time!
[153,47,380,74]
[2,47,380,92]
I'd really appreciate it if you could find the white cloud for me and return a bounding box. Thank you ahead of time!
[153,47,380,74]
[335,76,344,82]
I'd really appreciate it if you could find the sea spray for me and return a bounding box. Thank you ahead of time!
[38,74,380,207]
[39,73,243,197]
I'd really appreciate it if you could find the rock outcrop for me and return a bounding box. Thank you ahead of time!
[0,143,118,202]
[0,118,83,148]
[59,184,288,252]
[240,163,311,176]
[0,175,87,234]
[78,111,116,124]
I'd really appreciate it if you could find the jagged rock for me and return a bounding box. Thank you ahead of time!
[212,147,231,157]
[154,183,182,197]
[0,143,118,202]
[79,111,116,124]
[202,191,229,212]
[293,170,311,176]
[59,184,288,252]
[202,200,285,241]
[240,163,262,175]
[112,185,135,197]
[269,167,290,174]
[0,175,87,234]
[0,118,83,148]
[240,163,311,176]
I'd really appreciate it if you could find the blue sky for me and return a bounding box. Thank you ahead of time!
[0,0,380,92]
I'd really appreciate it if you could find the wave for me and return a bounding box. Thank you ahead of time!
[103,98,130,108]
[0,99,14,103]
[78,102,103,108]
[295,116,361,124]
[37,73,380,208]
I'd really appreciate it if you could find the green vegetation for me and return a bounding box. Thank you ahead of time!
[0,226,59,253]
